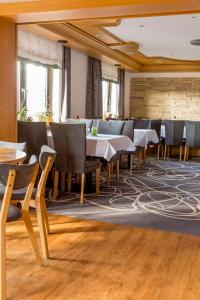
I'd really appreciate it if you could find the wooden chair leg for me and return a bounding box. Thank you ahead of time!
[186,147,189,160]
[107,163,111,187]
[41,196,50,234]
[53,171,59,200]
[164,145,167,160]
[157,144,161,160]
[96,168,100,195]
[0,226,6,300]
[61,172,65,191]
[130,154,133,173]
[184,146,189,161]
[22,210,42,265]
[80,174,85,204]
[67,173,72,192]
[138,151,142,173]
[179,146,183,161]
[167,146,170,159]
[35,197,49,259]
[116,160,120,181]
[143,149,146,163]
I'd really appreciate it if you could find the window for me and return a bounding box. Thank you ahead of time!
[102,79,119,117]
[17,60,61,121]
[26,63,47,118]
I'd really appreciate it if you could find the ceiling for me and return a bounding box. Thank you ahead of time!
[3,0,200,72]
[106,14,200,61]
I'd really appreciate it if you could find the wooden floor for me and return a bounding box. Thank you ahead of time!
[6,213,200,300]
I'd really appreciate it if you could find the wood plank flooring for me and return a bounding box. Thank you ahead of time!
[6,213,200,300]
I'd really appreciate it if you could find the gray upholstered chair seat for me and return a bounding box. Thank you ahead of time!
[85,159,100,173]
[0,201,22,222]
[0,187,37,201]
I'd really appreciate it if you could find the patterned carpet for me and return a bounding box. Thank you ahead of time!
[47,158,200,236]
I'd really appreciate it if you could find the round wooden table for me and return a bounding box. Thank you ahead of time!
[0,148,27,164]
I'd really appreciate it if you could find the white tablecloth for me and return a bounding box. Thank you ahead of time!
[134,129,159,148]
[87,134,136,162]
[160,125,186,138]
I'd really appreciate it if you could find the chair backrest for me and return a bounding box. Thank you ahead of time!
[0,155,38,190]
[122,120,134,141]
[134,119,149,129]
[66,124,86,174]
[0,141,26,151]
[79,119,93,132]
[185,121,200,148]
[18,121,47,160]
[97,120,125,135]
[165,120,185,146]
[148,119,162,139]
[39,145,56,170]
[50,123,67,172]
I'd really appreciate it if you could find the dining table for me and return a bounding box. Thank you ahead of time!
[86,133,136,162]
[0,148,27,164]
[134,129,159,148]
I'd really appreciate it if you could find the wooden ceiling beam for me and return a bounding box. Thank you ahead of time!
[39,22,142,72]
[1,0,199,24]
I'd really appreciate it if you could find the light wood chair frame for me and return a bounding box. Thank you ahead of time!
[1,167,42,300]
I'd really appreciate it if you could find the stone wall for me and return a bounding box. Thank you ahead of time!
[129,77,200,120]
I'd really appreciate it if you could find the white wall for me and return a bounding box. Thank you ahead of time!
[71,48,88,118]
[70,48,133,118]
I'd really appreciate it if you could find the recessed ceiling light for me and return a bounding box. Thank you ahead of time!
[191,39,200,46]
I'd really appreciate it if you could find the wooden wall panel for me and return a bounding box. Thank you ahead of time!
[0,17,17,141]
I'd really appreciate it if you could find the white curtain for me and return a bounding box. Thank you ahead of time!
[18,28,62,68]
[102,62,118,82]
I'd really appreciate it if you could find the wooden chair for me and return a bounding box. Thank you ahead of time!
[184,121,200,161]
[51,123,100,203]
[18,121,48,160]
[0,141,26,151]
[6,146,56,259]
[148,119,162,159]
[97,120,124,185]
[65,124,100,203]
[121,120,144,173]
[164,120,185,160]
[0,156,42,300]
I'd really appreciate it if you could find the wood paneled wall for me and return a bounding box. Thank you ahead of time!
[0,17,17,141]
[130,77,200,120]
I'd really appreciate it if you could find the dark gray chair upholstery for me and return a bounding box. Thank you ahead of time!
[164,120,185,160]
[185,121,200,148]
[148,119,162,140]
[165,120,185,146]
[121,120,144,172]
[66,124,100,174]
[50,123,67,173]
[18,121,47,160]
[122,120,134,140]
[0,155,38,222]
[0,141,26,151]
[134,119,149,129]
[184,121,200,160]
[97,120,125,135]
